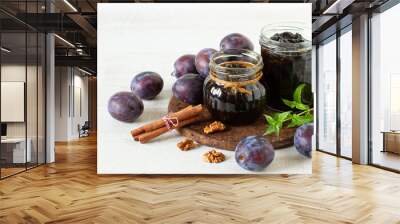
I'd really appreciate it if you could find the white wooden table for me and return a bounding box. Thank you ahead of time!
[97,3,312,174]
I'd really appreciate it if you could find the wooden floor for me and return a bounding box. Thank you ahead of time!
[1,135,400,224]
[1,167,26,178]
[373,151,400,171]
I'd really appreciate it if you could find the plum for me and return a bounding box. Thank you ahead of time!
[195,48,217,79]
[130,71,164,100]
[172,73,203,105]
[108,91,143,122]
[220,33,254,51]
[172,54,197,78]
[294,123,313,158]
[235,136,275,171]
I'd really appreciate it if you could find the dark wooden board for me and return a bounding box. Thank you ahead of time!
[168,97,295,151]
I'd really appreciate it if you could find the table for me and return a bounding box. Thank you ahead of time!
[1,138,31,164]
[382,131,400,154]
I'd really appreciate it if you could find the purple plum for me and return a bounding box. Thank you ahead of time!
[294,123,313,158]
[172,73,203,105]
[195,48,217,79]
[172,54,197,78]
[220,33,254,51]
[108,91,143,122]
[235,136,275,171]
[130,71,164,100]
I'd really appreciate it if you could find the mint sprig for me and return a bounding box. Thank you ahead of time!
[264,111,291,138]
[282,84,310,111]
[264,84,313,137]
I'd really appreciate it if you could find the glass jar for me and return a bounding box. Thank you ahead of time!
[203,49,266,125]
[259,22,312,111]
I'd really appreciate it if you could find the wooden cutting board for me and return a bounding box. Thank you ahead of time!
[168,97,295,151]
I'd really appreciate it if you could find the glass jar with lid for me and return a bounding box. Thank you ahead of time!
[203,49,266,125]
[259,22,312,111]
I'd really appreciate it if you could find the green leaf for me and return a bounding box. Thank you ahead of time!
[294,102,310,111]
[265,124,279,135]
[265,84,314,136]
[293,83,306,104]
[287,112,314,128]
[282,99,296,109]
[287,114,303,128]
[302,112,314,123]
[264,114,276,125]
[276,111,291,123]
[264,113,287,137]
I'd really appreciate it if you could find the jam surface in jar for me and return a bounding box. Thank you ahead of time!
[203,49,266,126]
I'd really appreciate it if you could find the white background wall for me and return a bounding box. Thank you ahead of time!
[1,63,46,164]
[1,65,26,141]
[72,73,89,138]
[1,82,24,122]
[1,65,39,138]
[55,67,89,141]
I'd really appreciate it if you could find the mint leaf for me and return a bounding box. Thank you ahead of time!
[265,124,279,135]
[287,112,314,128]
[288,114,304,128]
[276,111,291,123]
[294,102,309,111]
[302,112,314,123]
[293,83,306,104]
[264,114,276,125]
[264,114,279,136]
[282,99,296,108]
[264,83,314,137]
[264,112,289,137]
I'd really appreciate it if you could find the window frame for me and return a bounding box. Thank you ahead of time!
[367,1,400,173]
[315,24,352,161]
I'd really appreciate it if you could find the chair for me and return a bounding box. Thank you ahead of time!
[79,121,90,138]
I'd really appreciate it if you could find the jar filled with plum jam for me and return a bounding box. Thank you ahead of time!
[203,49,266,125]
[259,22,312,111]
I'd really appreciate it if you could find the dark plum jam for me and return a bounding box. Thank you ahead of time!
[259,24,312,111]
[203,50,266,126]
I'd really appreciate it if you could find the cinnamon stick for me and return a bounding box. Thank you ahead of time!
[137,115,201,143]
[130,104,202,138]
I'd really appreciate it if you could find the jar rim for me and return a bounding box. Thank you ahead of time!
[209,48,263,80]
[259,21,311,53]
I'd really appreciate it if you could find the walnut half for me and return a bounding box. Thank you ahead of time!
[177,139,197,151]
[203,121,226,134]
[203,150,225,163]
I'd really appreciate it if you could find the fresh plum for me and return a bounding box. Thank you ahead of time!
[220,33,254,51]
[294,123,313,158]
[108,91,143,122]
[172,73,203,105]
[172,54,197,78]
[130,71,164,100]
[195,48,217,79]
[235,136,275,171]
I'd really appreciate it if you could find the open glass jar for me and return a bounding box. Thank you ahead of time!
[259,22,312,111]
[203,49,266,125]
